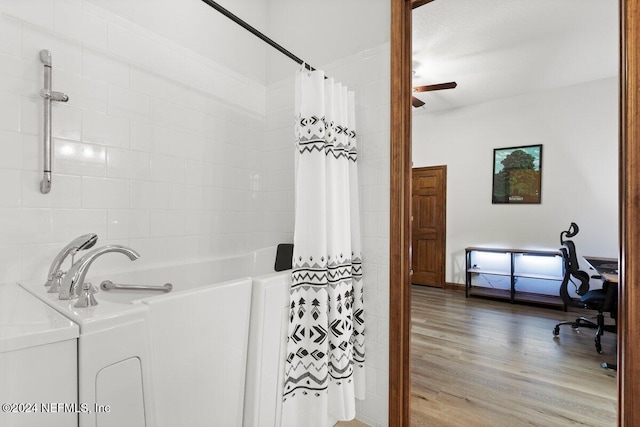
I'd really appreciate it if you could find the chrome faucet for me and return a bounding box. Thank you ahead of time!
[45,234,98,289]
[59,245,140,300]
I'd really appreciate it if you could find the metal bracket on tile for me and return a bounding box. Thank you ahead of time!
[39,49,69,194]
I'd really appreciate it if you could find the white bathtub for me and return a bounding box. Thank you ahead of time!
[21,246,292,427]
[243,271,291,427]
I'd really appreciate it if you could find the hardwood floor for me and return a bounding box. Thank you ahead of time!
[411,285,617,427]
[336,420,370,427]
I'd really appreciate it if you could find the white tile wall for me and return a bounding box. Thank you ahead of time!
[0,13,21,56]
[0,1,267,281]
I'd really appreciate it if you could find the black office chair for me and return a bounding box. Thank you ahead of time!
[552,223,617,354]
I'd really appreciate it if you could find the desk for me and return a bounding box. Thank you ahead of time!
[583,256,618,284]
[583,256,618,369]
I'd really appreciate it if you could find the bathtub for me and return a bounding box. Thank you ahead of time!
[21,246,291,427]
[243,270,291,427]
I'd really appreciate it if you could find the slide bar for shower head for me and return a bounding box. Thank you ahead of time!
[39,49,69,194]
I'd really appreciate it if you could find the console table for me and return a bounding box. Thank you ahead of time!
[465,247,566,309]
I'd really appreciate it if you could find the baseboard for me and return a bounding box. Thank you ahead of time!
[410,282,465,291]
[443,282,465,291]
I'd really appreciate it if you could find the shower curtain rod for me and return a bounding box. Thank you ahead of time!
[201,0,317,72]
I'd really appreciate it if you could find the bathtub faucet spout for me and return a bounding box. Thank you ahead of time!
[59,245,140,300]
[45,233,98,289]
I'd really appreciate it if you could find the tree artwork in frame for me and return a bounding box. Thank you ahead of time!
[492,144,542,204]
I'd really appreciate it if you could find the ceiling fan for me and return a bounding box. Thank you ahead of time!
[412,81,457,108]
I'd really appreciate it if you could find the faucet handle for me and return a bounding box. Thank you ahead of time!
[74,282,98,308]
[47,270,64,293]
[45,233,98,287]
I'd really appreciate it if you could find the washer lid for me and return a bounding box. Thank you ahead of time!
[0,283,78,353]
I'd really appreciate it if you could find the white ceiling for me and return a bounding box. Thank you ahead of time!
[84,0,390,86]
[411,0,619,112]
[266,0,390,84]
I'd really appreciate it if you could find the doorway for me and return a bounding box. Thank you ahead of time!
[411,166,446,288]
[389,1,640,426]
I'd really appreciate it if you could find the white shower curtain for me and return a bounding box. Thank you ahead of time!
[282,69,365,427]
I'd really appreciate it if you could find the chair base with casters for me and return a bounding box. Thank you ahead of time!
[552,299,617,354]
[553,223,618,356]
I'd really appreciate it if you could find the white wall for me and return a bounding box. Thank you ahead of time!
[412,77,619,284]
[85,0,269,84]
[0,0,268,282]
[266,0,390,84]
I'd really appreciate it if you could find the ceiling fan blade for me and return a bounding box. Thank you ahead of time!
[412,0,436,9]
[412,96,425,108]
[413,82,457,93]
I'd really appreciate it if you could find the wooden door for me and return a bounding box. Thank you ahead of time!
[411,166,446,287]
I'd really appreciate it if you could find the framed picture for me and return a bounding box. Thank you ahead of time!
[492,144,542,204]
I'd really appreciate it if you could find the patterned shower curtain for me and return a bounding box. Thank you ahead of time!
[282,69,366,427]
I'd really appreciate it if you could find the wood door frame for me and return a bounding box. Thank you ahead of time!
[389,1,412,424]
[389,1,640,426]
[411,165,447,288]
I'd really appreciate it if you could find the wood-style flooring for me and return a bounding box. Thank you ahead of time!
[411,285,617,427]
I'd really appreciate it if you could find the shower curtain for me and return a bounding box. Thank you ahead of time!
[282,69,365,427]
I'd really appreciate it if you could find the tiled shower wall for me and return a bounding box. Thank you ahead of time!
[0,0,269,282]
[264,45,391,426]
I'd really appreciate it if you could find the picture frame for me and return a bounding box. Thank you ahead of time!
[492,144,542,204]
